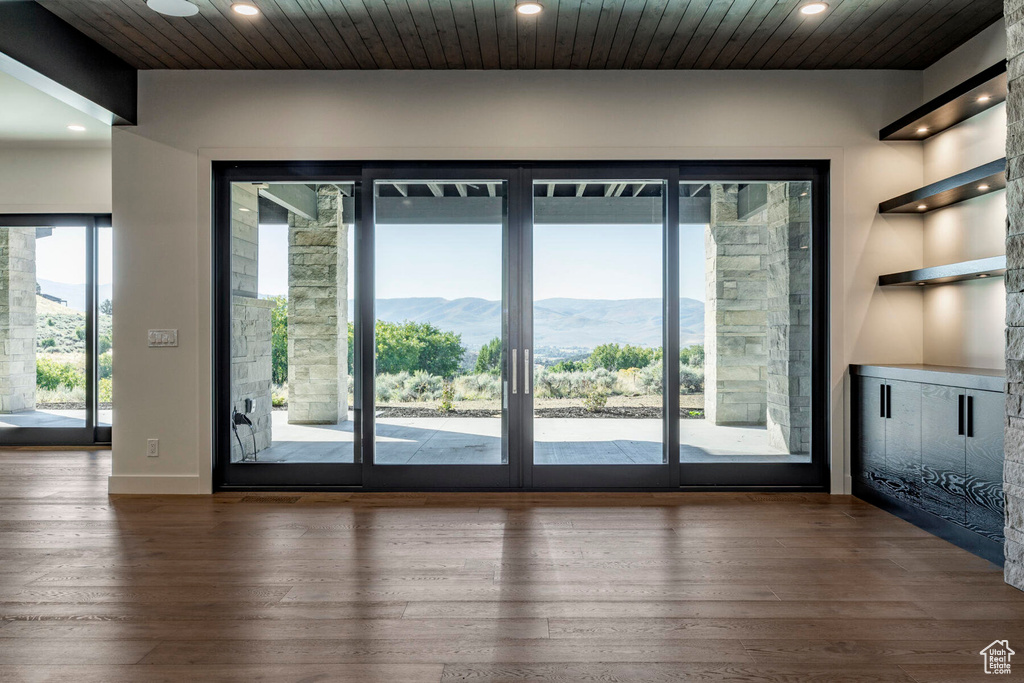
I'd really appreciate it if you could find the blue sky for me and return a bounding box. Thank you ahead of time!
[257,222,707,302]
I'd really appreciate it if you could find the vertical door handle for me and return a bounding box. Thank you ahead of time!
[524,349,531,395]
[966,395,974,438]
[512,349,518,395]
[885,384,892,419]
[880,384,886,418]
[957,394,965,436]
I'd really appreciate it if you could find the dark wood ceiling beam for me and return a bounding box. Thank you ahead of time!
[0,0,137,124]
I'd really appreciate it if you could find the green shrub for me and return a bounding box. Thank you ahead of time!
[36,357,83,391]
[582,387,608,413]
[98,352,113,380]
[680,344,705,367]
[588,343,660,372]
[271,390,287,407]
[453,373,501,401]
[535,368,615,399]
[270,296,288,385]
[75,327,85,341]
[679,364,705,394]
[98,334,112,355]
[438,382,455,414]
[99,378,113,403]
[39,337,56,349]
[549,359,589,373]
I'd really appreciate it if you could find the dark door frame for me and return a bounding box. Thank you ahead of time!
[0,213,112,447]
[212,160,830,492]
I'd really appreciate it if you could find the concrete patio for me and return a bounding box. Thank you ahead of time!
[0,408,112,429]
[232,410,807,465]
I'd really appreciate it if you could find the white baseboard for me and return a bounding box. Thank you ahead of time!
[108,475,204,495]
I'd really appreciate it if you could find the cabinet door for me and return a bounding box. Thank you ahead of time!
[919,384,966,525]
[965,390,1005,540]
[856,376,887,490]
[885,380,922,505]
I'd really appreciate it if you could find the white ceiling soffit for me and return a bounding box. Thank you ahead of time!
[0,68,111,144]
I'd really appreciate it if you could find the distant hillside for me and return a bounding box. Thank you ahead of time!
[36,279,113,313]
[374,297,704,350]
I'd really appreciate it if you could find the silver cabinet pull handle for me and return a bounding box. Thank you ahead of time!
[512,349,518,395]
[524,349,531,395]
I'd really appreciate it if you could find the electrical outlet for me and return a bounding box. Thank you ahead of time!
[147,439,159,457]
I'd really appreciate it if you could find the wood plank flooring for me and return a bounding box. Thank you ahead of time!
[1,449,1023,682]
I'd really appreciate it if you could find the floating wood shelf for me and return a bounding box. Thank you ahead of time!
[878,256,1006,287]
[878,159,1006,214]
[880,61,1007,141]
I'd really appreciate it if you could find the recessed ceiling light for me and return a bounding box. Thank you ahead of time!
[917,204,927,211]
[978,184,990,191]
[917,282,926,287]
[978,273,990,278]
[516,2,543,15]
[917,126,929,134]
[800,2,829,15]
[66,124,86,132]
[146,0,199,17]
[238,207,251,212]
[977,95,991,103]
[232,3,260,16]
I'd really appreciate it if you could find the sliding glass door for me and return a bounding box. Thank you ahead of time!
[215,162,828,491]
[524,171,673,488]
[0,214,111,446]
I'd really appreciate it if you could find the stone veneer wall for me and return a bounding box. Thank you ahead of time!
[230,184,272,460]
[765,182,812,454]
[704,184,768,425]
[288,185,349,425]
[231,295,275,461]
[1005,0,1024,590]
[0,227,37,413]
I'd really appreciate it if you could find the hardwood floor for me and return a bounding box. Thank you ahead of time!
[1,450,1023,682]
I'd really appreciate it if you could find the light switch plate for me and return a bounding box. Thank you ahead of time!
[148,329,178,347]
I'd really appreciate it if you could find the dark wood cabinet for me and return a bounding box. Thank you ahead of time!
[851,365,1005,562]
[965,390,1006,540]
[919,384,966,526]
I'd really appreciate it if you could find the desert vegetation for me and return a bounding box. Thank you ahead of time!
[267,296,703,416]
[34,297,113,407]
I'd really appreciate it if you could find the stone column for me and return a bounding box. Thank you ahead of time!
[288,186,349,425]
[230,184,272,460]
[765,182,812,454]
[0,228,37,413]
[1005,0,1024,591]
[704,184,768,425]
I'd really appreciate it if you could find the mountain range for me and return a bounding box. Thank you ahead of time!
[37,279,113,313]
[374,297,705,350]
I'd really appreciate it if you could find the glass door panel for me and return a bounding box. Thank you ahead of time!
[528,178,668,487]
[224,180,358,474]
[0,224,88,435]
[678,175,823,488]
[370,179,509,484]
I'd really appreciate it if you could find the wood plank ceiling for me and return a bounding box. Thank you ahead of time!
[37,0,1003,70]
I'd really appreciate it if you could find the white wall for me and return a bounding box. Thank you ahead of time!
[0,145,111,213]
[921,20,1007,370]
[111,68,925,495]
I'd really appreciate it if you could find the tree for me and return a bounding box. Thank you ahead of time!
[474,337,502,375]
[270,296,288,385]
[587,343,658,372]
[100,299,113,316]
